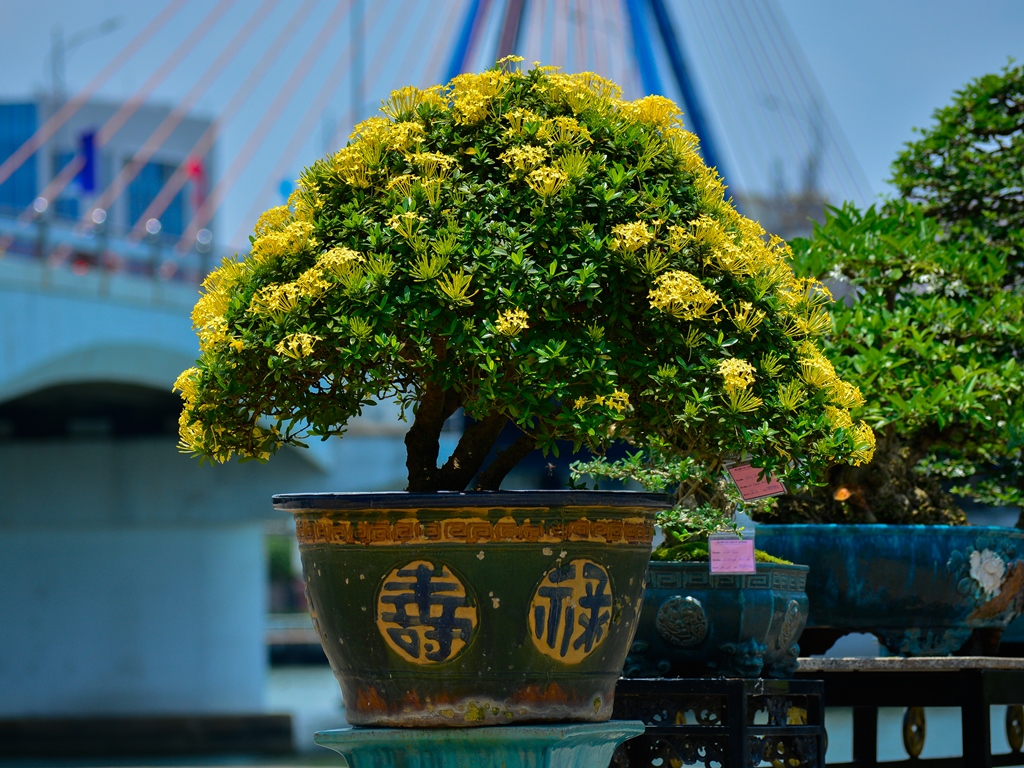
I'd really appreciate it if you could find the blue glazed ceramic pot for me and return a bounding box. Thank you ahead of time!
[755,525,1024,656]
[623,561,809,679]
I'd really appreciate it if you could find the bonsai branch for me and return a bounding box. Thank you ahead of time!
[440,410,508,491]
[475,431,537,491]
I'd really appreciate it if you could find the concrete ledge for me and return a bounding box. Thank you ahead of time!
[0,714,294,757]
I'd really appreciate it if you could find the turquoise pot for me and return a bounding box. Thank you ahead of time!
[755,525,1024,655]
[623,561,809,679]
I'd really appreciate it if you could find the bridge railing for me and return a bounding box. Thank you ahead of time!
[0,210,234,289]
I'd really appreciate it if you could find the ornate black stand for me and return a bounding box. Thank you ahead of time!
[611,677,826,768]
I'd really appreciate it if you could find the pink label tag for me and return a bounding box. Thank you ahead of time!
[727,463,786,501]
[709,538,756,574]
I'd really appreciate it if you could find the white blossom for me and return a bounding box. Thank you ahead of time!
[969,549,1006,598]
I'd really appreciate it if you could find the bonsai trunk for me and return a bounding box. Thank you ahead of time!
[767,426,966,525]
[404,389,536,492]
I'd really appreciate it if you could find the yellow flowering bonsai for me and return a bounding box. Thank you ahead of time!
[176,60,874,493]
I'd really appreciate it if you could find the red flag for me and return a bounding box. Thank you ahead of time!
[187,157,206,213]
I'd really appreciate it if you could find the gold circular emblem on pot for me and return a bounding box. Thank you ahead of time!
[528,559,613,664]
[376,560,477,664]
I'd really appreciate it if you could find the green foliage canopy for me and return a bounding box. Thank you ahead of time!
[892,61,1024,282]
[176,62,873,492]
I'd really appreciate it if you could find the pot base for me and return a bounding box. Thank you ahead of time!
[314,722,646,768]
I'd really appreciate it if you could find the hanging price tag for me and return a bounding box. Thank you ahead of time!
[709,536,756,574]
[727,462,786,501]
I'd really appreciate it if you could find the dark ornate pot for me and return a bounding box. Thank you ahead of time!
[274,491,667,727]
[756,525,1024,656]
[622,561,809,679]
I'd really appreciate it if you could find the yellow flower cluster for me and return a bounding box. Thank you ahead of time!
[410,151,456,181]
[333,146,371,188]
[387,211,426,240]
[538,116,592,146]
[191,259,248,354]
[380,85,446,119]
[250,282,302,316]
[798,342,840,389]
[539,71,622,115]
[495,308,529,337]
[295,266,331,298]
[849,423,876,466]
[250,220,317,263]
[718,358,756,394]
[317,246,364,277]
[731,302,765,335]
[275,332,320,359]
[253,205,292,237]
[610,221,654,254]
[503,107,542,138]
[387,174,416,198]
[648,270,720,320]
[664,127,704,174]
[499,145,548,174]
[450,70,507,124]
[175,367,251,463]
[526,167,568,198]
[828,379,866,409]
[824,405,854,430]
[623,95,684,129]
[573,390,631,413]
[597,390,630,412]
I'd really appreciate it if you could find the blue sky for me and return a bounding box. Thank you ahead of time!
[0,0,1021,250]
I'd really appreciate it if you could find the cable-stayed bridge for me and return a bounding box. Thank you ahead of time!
[0,0,867,724]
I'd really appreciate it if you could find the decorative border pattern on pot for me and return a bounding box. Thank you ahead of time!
[648,568,807,591]
[296,515,655,546]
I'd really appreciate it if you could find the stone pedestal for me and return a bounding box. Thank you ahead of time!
[314,722,645,768]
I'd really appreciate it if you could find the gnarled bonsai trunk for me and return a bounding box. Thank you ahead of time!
[766,426,966,525]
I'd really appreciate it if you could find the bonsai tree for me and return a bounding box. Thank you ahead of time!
[176,60,873,493]
[891,61,1024,284]
[762,64,1024,525]
[765,200,1024,524]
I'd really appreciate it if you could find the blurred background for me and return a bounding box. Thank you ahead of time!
[1,0,1022,763]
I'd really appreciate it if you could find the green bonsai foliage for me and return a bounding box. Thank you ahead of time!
[176,60,873,492]
[570,451,787,561]
[891,61,1024,283]
[765,201,1024,524]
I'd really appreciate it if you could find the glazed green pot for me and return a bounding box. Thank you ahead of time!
[274,491,667,727]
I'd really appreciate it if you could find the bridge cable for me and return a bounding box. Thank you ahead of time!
[0,0,235,262]
[77,0,279,240]
[35,0,241,225]
[757,0,871,203]
[733,0,825,196]
[681,1,759,199]
[325,0,456,150]
[497,0,528,60]
[174,0,356,254]
[232,0,412,247]
[713,0,802,195]
[445,0,491,81]
[0,0,189,189]
[125,0,320,243]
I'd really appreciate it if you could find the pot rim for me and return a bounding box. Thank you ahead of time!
[273,489,673,512]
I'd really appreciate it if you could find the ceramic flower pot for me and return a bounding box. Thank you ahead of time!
[622,561,809,679]
[755,524,1024,655]
[274,490,667,727]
